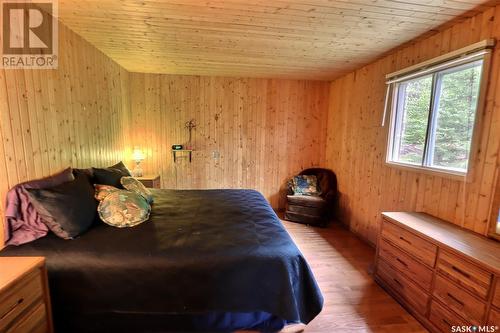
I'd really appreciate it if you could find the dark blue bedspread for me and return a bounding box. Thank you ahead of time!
[1,189,323,332]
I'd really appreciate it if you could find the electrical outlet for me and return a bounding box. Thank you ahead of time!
[212,150,220,159]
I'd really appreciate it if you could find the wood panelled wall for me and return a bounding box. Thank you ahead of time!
[0,23,131,242]
[128,74,330,209]
[3,6,499,248]
[325,6,500,245]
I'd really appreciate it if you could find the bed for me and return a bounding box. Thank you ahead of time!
[0,189,323,332]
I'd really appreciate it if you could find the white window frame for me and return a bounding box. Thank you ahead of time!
[383,40,494,179]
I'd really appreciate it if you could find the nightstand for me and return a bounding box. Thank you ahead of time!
[0,257,53,333]
[136,175,161,189]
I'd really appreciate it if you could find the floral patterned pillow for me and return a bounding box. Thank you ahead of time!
[292,175,321,196]
[120,177,154,204]
[94,184,120,201]
[98,190,151,228]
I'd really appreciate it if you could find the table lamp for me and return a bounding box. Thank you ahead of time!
[132,148,145,177]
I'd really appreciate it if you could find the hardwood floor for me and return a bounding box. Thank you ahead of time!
[281,220,428,333]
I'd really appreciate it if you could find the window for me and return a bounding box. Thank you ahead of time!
[496,208,500,235]
[385,43,491,176]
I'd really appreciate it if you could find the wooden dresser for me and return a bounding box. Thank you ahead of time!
[0,257,53,333]
[375,212,500,332]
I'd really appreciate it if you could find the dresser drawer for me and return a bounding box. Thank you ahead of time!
[0,270,43,332]
[488,307,499,325]
[381,220,437,267]
[429,300,470,332]
[6,302,47,333]
[377,259,430,315]
[493,281,500,309]
[437,251,492,300]
[378,238,433,291]
[433,274,486,325]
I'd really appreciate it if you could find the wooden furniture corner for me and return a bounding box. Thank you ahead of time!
[374,212,500,332]
[135,175,161,189]
[0,257,53,333]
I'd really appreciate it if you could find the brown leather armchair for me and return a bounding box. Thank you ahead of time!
[285,168,338,227]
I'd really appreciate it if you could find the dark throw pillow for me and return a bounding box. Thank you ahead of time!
[21,167,75,189]
[109,161,132,176]
[27,172,98,239]
[73,167,94,179]
[92,162,131,188]
[92,168,125,188]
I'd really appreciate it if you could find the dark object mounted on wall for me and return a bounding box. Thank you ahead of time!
[172,144,183,150]
[172,149,193,163]
[172,144,192,163]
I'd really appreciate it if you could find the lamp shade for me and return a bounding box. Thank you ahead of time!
[132,148,145,162]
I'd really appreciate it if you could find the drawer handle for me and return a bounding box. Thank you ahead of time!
[451,265,471,279]
[442,318,452,327]
[393,278,404,288]
[1,298,24,320]
[399,236,412,245]
[396,258,408,267]
[447,292,464,307]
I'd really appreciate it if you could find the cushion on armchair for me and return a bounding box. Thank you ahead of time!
[287,204,326,216]
[286,194,327,222]
[292,175,321,196]
[286,195,326,208]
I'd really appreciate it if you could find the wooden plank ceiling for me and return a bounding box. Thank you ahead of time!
[57,0,493,80]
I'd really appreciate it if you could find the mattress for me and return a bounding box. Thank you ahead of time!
[0,189,323,332]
